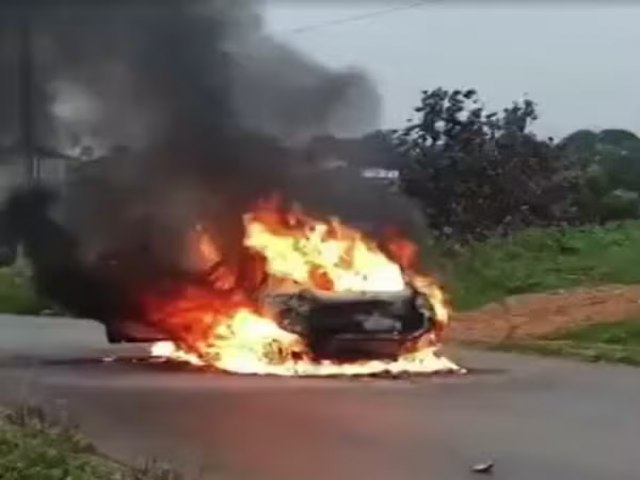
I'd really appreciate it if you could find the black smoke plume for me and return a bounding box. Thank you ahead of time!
[0,0,418,328]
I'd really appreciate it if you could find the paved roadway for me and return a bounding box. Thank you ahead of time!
[0,314,639,480]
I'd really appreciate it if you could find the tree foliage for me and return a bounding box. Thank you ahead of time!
[561,128,640,222]
[395,88,579,241]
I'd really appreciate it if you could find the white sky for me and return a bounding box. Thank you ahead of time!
[264,3,640,138]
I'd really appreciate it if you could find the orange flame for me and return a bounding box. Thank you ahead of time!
[149,197,461,376]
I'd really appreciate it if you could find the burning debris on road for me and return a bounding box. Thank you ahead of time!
[0,0,461,377]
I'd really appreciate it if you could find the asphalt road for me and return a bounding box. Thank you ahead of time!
[0,314,639,480]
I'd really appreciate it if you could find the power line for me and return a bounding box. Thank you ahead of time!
[283,1,435,35]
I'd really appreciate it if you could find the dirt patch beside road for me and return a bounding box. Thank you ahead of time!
[448,284,640,343]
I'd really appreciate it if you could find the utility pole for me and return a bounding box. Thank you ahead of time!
[18,14,38,184]
[9,5,83,188]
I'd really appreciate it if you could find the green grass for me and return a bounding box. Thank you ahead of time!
[0,268,46,315]
[0,405,182,480]
[494,319,640,366]
[439,221,640,309]
[555,318,640,345]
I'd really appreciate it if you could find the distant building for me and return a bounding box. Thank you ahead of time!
[361,168,399,180]
[290,133,423,237]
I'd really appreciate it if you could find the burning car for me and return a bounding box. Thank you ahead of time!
[131,197,457,376]
[4,186,456,376]
[111,286,436,362]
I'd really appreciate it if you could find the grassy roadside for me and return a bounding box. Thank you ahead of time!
[440,221,640,310]
[0,405,181,480]
[491,319,640,366]
[0,267,46,315]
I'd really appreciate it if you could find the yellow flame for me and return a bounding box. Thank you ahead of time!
[243,215,405,292]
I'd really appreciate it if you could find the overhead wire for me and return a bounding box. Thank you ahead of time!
[281,1,436,35]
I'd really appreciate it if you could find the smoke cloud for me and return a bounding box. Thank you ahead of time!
[0,0,418,326]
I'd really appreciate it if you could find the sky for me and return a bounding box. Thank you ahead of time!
[264,2,640,139]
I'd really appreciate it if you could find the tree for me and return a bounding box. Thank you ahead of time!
[395,88,579,241]
[559,128,640,223]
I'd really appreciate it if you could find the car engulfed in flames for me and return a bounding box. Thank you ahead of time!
[114,196,460,376]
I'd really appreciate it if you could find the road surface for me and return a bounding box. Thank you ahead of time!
[0,314,639,480]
